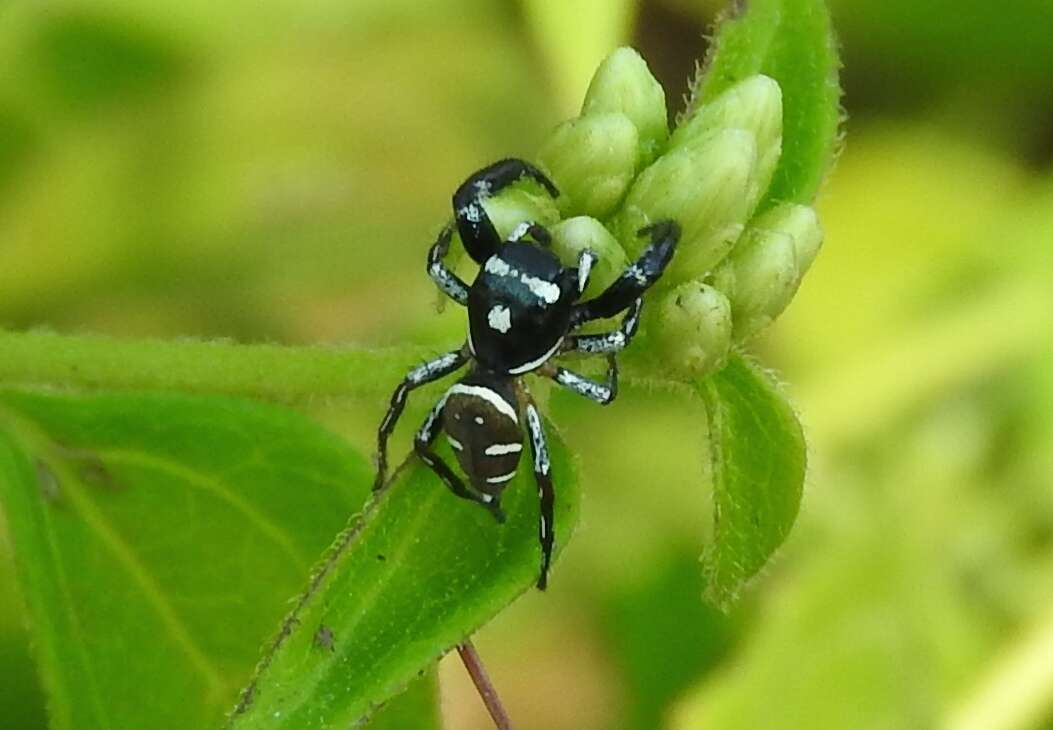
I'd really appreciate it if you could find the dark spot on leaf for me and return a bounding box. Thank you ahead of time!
[315,625,335,652]
[55,444,119,490]
[376,554,386,561]
[35,460,62,505]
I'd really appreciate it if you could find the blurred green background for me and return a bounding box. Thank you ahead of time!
[3,1,1053,728]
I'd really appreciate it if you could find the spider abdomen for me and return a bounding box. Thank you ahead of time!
[442,380,524,497]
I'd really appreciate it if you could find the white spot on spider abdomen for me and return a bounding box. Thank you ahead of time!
[487,304,512,333]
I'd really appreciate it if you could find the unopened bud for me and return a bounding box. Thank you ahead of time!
[581,47,668,167]
[671,75,783,216]
[713,203,823,341]
[649,281,732,377]
[613,129,757,287]
[549,216,628,298]
[475,186,561,244]
[537,113,639,219]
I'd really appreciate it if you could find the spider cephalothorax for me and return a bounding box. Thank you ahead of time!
[375,158,679,589]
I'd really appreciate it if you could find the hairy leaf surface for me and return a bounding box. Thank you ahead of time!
[0,389,372,729]
[693,0,841,209]
[698,355,806,608]
[230,428,577,729]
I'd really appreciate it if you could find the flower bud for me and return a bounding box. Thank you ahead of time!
[671,75,783,217]
[549,216,628,298]
[713,203,823,341]
[537,112,639,219]
[613,128,757,287]
[649,280,732,377]
[581,47,668,167]
[475,186,561,244]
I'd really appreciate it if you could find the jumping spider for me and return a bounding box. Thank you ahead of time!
[375,159,679,589]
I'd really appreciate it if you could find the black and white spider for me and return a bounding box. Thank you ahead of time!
[374,158,679,589]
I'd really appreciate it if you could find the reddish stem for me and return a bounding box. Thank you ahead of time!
[456,639,514,730]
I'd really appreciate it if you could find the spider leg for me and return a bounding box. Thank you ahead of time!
[523,397,556,590]
[565,298,642,355]
[427,225,469,306]
[507,221,552,247]
[540,354,618,406]
[374,348,468,490]
[574,248,599,296]
[454,158,559,264]
[413,397,506,522]
[570,220,679,327]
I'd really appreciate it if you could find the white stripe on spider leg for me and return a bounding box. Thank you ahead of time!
[525,404,550,476]
[577,251,596,294]
[555,369,611,403]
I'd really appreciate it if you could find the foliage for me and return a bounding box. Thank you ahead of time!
[0,0,842,727]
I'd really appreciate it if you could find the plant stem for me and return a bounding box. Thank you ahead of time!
[457,640,514,730]
[0,329,429,404]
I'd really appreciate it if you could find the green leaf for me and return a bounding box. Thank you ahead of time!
[0,388,371,729]
[698,354,806,609]
[230,426,577,729]
[367,668,442,730]
[691,0,841,209]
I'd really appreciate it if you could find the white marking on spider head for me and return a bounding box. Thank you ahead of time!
[484,256,513,277]
[520,274,561,304]
[487,304,512,333]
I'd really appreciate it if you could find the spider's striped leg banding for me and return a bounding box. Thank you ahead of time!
[414,397,506,522]
[374,349,468,490]
[453,158,559,264]
[507,221,552,248]
[542,355,618,406]
[427,225,470,306]
[570,220,679,327]
[566,297,642,355]
[523,398,556,590]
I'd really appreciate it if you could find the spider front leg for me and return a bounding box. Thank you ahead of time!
[570,220,680,327]
[427,225,469,306]
[374,349,468,490]
[453,158,559,264]
[523,399,556,589]
[565,298,642,355]
[413,398,506,522]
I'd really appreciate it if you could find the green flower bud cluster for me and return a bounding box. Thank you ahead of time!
[464,48,823,379]
[537,48,668,220]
